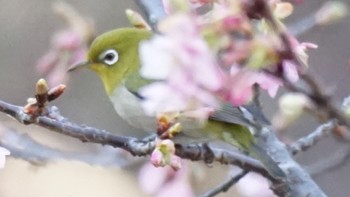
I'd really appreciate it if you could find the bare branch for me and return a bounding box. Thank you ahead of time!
[253,127,326,197]
[133,0,166,30]
[175,144,274,180]
[289,120,336,155]
[0,78,325,196]
[0,99,273,179]
[0,126,132,166]
[200,170,248,197]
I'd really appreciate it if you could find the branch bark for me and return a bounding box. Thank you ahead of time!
[289,120,336,155]
[0,99,273,179]
[200,170,249,197]
[0,125,132,166]
[133,0,166,29]
[255,127,326,197]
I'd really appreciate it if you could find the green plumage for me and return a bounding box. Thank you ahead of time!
[87,28,152,95]
[73,27,284,178]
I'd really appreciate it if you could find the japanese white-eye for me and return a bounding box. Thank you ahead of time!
[69,27,284,178]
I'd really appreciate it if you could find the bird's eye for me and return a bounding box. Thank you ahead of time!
[100,49,119,66]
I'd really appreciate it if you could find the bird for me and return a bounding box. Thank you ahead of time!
[69,27,284,178]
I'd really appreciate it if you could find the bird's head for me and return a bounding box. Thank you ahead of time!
[69,28,152,95]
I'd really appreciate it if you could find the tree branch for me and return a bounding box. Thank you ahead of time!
[289,120,336,155]
[254,127,326,197]
[200,170,249,197]
[0,125,132,166]
[133,0,166,30]
[0,99,274,179]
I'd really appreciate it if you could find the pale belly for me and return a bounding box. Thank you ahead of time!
[109,86,157,132]
[109,86,210,141]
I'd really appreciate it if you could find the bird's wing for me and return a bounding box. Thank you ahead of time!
[209,103,249,125]
[124,72,269,126]
[209,103,270,126]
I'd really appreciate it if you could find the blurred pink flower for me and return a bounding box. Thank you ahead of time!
[138,162,195,197]
[256,73,282,98]
[0,146,10,169]
[288,35,318,67]
[236,172,276,197]
[282,61,299,83]
[227,67,256,106]
[140,82,189,115]
[226,66,282,106]
[139,14,223,115]
[151,148,164,166]
[139,1,306,117]
[36,30,87,86]
[53,30,82,50]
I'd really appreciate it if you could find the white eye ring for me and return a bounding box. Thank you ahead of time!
[100,49,119,66]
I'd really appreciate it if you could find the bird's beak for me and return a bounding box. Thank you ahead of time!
[67,61,91,72]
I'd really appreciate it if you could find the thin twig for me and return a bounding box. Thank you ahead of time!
[289,120,336,155]
[301,74,349,122]
[200,170,249,197]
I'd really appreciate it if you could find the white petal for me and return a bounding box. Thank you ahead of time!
[140,83,187,115]
[139,37,175,80]
[0,147,10,155]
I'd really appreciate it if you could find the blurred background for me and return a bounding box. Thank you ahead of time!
[0,0,349,196]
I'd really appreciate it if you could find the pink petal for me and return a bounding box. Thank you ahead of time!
[256,74,282,98]
[229,70,256,106]
[140,82,188,115]
[236,173,276,197]
[301,42,318,49]
[35,51,59,75]
[156,176,194,197]
[230,87,254,106]
[53,30,81,50]
[139,37,176,80]
[138,163,173,194]
[283,61,299,83]
[169,155,182,170]
[156,164,195,197]
[150,149,164,167]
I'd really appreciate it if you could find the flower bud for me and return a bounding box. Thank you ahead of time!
[125,9,151,30]
[315,1,348,26]
[36,79,49,95]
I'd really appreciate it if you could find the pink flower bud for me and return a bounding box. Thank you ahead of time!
[151,149,164,167]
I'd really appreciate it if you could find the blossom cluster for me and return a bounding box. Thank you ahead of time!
[138,0,310,116]
[36,1,94,87]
